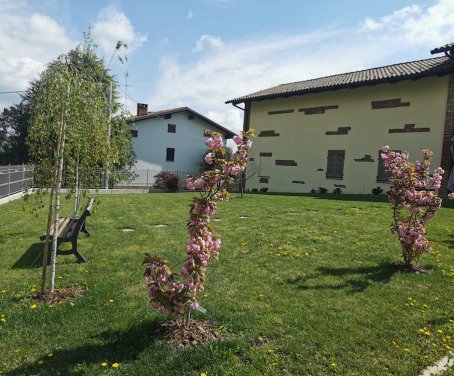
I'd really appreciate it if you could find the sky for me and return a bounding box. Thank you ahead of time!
[1,0,454,133]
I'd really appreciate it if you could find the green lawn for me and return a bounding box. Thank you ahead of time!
[0,192,453,375]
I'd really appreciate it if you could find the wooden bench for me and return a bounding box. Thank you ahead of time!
[40,198,95,263]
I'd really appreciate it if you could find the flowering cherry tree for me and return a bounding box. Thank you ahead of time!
[381,146,444,269]
[144,129,253,323]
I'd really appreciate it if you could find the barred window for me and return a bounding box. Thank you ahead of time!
[326,150,345,179]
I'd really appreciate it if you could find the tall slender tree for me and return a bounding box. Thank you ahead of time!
[27,36,133,293]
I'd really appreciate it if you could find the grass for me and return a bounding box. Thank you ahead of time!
[0,192,453,375]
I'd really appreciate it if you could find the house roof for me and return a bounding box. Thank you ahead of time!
[127,106,235,138]
[226,56,454,105]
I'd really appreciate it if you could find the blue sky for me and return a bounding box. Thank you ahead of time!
[0,0,453,132]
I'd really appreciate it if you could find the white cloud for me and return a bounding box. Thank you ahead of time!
[148,0,454,133]
[193,34,225,52]
[0,0,75,109]
[92,7,148,58]
[186,9,193,19]
[359,0,454,45]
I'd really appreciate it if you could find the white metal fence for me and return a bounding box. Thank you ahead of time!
[113,169,196,189]
[0,164,34,198]
[0,164,196,197]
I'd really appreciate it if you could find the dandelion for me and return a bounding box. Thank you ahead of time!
[31,304,37,310]
[31,288,36,293]
[201,373,207,376]
[112,363,119,368]
[101,362,108,367]
[47,353,53,358]
[330,362,337,367]
[404,348,411,352]
[437,329,444,334]
[108,299,114,303]
[37,360,44,365]
[304,252,309,256]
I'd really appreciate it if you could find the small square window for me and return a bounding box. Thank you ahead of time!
[168,124,176,133]
[130,129,138,137]
[188,114,195,120]
[164,114,172,119]
[166,147,175,161]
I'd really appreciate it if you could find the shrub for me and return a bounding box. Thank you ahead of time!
[333,188,342,194]
[381,146,443,269]
[372,186,383,195]
[259,187,268,193]
[318,187,328,194]
[153,172,181,192]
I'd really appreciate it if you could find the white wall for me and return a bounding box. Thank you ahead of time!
[128,111,230,174]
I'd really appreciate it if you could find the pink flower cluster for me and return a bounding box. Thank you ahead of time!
[381,146,443,265]
[144,130,253,315]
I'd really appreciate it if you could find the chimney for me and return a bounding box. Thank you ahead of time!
[137,103,148,116]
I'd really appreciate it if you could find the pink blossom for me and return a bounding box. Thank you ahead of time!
[204,152,214,164]
[145,131,253,315]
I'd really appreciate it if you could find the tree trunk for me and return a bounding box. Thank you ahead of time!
[71,156,80,219]
[49,82,70,293]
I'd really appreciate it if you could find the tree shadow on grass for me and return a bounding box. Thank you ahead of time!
[11,243,46,269]
[440,234,454,249]
[4,319,163,376]
[287,262,397,293]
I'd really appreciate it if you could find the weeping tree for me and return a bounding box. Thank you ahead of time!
[27,38,133,293]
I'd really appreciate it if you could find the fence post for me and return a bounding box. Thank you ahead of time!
[146,169,149,188]
[8,164,11,196]
[22,163,25,191]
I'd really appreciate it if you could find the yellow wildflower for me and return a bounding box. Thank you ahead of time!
[201,373,207,376]
[112,363,119,368]
[31,304,37,310]
[330,362,337,367]
[108,299,114,303]
[101,362,108,367]
[47,353,53,358]
[37,360,44,365]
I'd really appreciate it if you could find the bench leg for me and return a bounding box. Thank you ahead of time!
[81,222,91,237]
[71,239,86,263]
[56,240,86,263]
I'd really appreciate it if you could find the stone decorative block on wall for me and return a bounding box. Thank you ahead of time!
[260,152,273,157]
[259,176,270,183]
[388,123,430,133]
[326,126,351,135]
[292,180,305,184]
[275,160,298,166]
[334,184,346,188]
[258,130,280,137]
[354,155,374,162]
[371,98,410,109]
[268,109,294,115]
[298,105,339,115]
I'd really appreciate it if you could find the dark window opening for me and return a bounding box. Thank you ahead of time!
[188,114,195,120]
[164,114,172,119]
[130,129,138,137]
[168,123,176,133]
[326,150,345,179]
[166,147,175,161]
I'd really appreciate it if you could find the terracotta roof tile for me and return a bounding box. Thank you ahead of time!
[226,56,454,104]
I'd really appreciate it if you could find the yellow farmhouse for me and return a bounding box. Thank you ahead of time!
[227,44,454,194]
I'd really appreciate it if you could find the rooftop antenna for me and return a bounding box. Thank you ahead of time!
[430,43,454,60]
